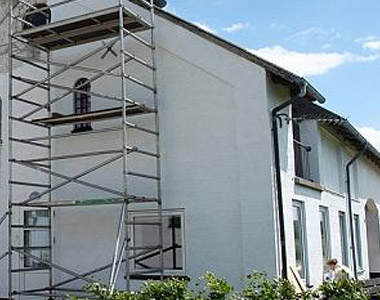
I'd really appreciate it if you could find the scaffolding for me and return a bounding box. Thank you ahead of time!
[2,0,165,298]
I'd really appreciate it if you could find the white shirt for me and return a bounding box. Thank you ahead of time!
[326,264,354,282]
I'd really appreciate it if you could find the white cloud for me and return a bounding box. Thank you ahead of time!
[193,22,217,34]
[321,43,332,50]
[356,36,380,52]
[358,127,380,151]
[164,3,176,14]
[289,27,341,40]
[223,22,250,33]
[363,40,380,51]
[248,45,379,76]
[270,22,285,30]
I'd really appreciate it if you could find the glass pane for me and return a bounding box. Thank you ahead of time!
[24,210,49,226]
[319,208,330,267]
[24,249,50,268]
[24,230,49,247]
[293,203,306,279]
[354,215,363,269]
[133,214,183,271]
[339,212,349,266]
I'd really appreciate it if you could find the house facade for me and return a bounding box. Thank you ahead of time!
[0,0,379,298]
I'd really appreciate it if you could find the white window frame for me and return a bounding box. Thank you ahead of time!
[292,201,309,282]
[23,209,50,269]
[319,206,331,266]
[130,209,186,275]
[339,211,349,266]
[354,214,363,271]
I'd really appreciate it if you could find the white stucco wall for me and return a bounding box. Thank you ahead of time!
[0,1,279,296]
[0,0,379,296]
[276,112,380,286]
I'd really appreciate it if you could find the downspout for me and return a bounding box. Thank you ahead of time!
[346,143,368,279]
[271,82,307,279]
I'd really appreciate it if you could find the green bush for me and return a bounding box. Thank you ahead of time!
[318,278,370,300]
[72,272,370,300]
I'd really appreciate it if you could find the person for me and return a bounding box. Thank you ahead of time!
[325,258,354,282]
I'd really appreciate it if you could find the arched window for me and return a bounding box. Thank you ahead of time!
[23,4,51,30]
[73,78,92,133]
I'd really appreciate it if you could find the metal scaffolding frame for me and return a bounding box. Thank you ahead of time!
[4,0,164,297]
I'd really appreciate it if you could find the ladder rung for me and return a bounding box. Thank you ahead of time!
[122,6,153,29]
[126,221,161,226]
[12,267,49,273]
[122,50,154,70]
[12,224,51,229]
[13,246,51,250]
[128,245,162,251]
[123,28,154,49]
[128,172,160,180]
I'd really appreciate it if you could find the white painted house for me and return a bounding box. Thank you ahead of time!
[0,0,379,298]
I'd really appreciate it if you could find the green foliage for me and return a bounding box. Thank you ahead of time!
[72,272,371,300]
[318,278,370,300]
[239,272,315,300]
[196,272,234,300]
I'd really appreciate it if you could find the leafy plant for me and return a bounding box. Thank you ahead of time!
[196,272,234,300]
[240,272,315,300]
[318,278,370,300]
[71,272,372,300]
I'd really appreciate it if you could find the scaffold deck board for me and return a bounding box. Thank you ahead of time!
[17,196,158,208]
[32,105,154,126]
[14,6,150,50]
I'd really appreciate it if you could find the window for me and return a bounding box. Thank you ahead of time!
[132,212,184,272]
[293,201,308,279]
[73,78,92,133]
[23,210,50,269]
[23,4,51,30]
[319,207,331,267]
[292,120,319,182]
[354,214,363,270]
[339,212,349,266]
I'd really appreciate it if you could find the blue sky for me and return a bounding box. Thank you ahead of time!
[164,0,380,150]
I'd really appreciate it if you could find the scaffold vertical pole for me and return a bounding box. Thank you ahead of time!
[149,0,164,281]
[119,0,130,290]
[7,0,13,297]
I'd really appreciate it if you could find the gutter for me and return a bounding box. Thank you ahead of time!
[271,80,324,279]
[346,143,368,279]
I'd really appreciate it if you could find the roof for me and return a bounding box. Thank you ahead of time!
[293,99,380,169]
[141,3,325,103]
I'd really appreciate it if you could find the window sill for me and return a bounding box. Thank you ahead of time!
[323,188,345,198]
[294,177,323,192]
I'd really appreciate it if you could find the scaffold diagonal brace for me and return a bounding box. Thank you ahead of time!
[19,154,123,204]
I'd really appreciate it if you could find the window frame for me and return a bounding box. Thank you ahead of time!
[72,78,92,133]
[339,211,349,266]
[292,201,309,281]
[23,210,51,269]
[130,210,186,274]
[354,214,363,271]
[319,206,331,267]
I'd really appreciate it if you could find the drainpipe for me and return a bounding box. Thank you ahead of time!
[271,82,307,279]
[346,143,368,279]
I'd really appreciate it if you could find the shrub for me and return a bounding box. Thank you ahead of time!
[318,278,370,300]
[72,272,370,300]
[239,272,315,300]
